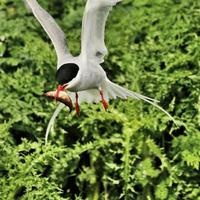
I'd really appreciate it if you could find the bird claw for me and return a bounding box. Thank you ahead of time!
[75,103,80,115]
[99,90,109,111]
[101,99,109,110]
[75,93,80,115]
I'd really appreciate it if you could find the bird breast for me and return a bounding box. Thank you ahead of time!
[67,65,107,92]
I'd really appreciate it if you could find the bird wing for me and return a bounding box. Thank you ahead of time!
[25,0,72,66]
[81,0,121,64]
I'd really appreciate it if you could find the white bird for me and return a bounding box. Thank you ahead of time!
[25,0,175,142]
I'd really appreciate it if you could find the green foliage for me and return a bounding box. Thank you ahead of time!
[1,0,200,199]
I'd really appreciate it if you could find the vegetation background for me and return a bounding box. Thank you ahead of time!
[1,0,200,199]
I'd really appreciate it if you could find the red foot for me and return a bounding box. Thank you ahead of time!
[75,93,80,115]
[99,90,109,111]
[55,84,67,100]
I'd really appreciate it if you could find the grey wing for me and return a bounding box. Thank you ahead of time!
[25,0,72,66]
[81,0,121,64]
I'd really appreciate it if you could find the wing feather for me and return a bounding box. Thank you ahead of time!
[25,0,71,66]
[81,0,121,63]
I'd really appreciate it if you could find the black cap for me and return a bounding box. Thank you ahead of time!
[56,63,79,85]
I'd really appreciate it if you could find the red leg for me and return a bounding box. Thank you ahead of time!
[55,84,67,100]
[75,92,80,115]
[99,90,108,111]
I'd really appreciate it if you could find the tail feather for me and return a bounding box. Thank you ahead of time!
[105,80,159,103]
[104,79,176,123]
[45,103,65,144]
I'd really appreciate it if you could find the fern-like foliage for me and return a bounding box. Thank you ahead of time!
[1,0,200,199]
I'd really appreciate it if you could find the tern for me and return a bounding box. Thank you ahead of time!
[25,0,175,142]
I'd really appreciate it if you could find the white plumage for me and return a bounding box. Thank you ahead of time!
[25,0,175,143]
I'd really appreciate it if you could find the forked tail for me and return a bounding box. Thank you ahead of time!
[103,79,176,124]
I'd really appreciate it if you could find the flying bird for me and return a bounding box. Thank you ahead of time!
[25,0,175,142]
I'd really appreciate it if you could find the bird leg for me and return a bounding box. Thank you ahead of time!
[99,90,108,110]
[55,84,67,100]
[75,92,80,115]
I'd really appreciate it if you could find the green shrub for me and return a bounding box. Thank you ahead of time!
[1,0,200,199]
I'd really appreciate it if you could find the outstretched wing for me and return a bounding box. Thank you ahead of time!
[25,0,72,66]
[81,0,121,64]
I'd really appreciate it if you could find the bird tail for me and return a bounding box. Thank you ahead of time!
[103,79,176,123]
[45,103,65,144]
[45,80,176,143]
